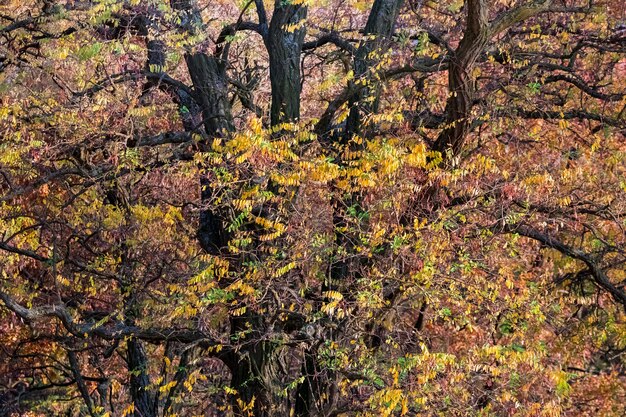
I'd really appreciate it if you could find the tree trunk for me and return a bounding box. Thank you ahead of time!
[267,2,307,126]
[432,0,490,156]
[346,0,404,138]
[183,3,308,415]
[294,346,336,417]
[178,5,294,415]
[127,338,156,417]
[226,315,290,417]
[185,53,234,136]
[122,267,156,417]
[185,53,234,254]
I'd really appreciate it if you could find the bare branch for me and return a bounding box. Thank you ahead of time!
[542,74,624,102]
[500,108,625,130]
[490,0,554,36]
[0,241,51,263]
[73,71,194,100]
[0,290,227,346]
[302,32,356,53]
[127,131,195,147]
[500,223,626,308]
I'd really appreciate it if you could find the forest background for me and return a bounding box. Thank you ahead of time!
[1,0,626,416]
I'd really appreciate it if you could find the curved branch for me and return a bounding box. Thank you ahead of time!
[543,74,624,102]
[315,56,446,135]
[500,223,626,308]
[302,32,357,53]
[254,0,268,36]
[490,0,553,36]
[127,131,195,147]
[73,71,194,100]
[0,290,227,347]
[0,241,51,263]
[432,0,491,155]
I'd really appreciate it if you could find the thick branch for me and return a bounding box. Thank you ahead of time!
[254,0,268,36]
[67,350,96,417]
[345,0,405,137]
[542,74,624,102]
[127,131,195,147]
[302,32,356,53]
[466,0,489,37]
[490,0,554,36]
[500,223,626,308]
[501,108,625,129]
[432,0,490,155]
[0,290,226,346]
[315,56,445,135]
[0,16,34,35]
[215,20,263,59]
[73,71,194,100]
[0,241,52,263]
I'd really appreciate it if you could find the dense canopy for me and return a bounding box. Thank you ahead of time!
[1,1,626,416]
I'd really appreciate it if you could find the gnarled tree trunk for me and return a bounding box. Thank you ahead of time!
[226,326,289,417]
[185,53,234,255]
[267,2,307,125]
[346,0,404,138]
[432,0,490,156]
[185,53,234,137]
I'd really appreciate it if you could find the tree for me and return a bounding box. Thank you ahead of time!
[1,0,625,416]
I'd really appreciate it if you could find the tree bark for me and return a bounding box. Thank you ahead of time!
[346,0,404,138]
[185,53,234,136]
[126,338,156,417]
[432,0,490,156]
[267,2,307,125]
[143,2,202,132]
[294,346,333,417]
[121,244,157,417]
[226,315,290,417]
[432,0,555,156]
[186,53,234,255]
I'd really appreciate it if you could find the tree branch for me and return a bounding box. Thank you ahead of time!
[500,108,625,130]
[490,0,554,36]
[254,0,268,37]
[542,73,624,102]
[127,131,195,147]
[73,71,194,100]
[432,0,491,155]
[0,241,51,263]
[314,56,446,135]
[302,32,356,53]
[67,350,96,417]
[0,290,227,346]
[500,223,626,308]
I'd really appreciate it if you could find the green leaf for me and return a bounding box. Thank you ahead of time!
[77,43,102,62]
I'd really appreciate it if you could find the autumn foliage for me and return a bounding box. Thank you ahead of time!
[1,1,625,416]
